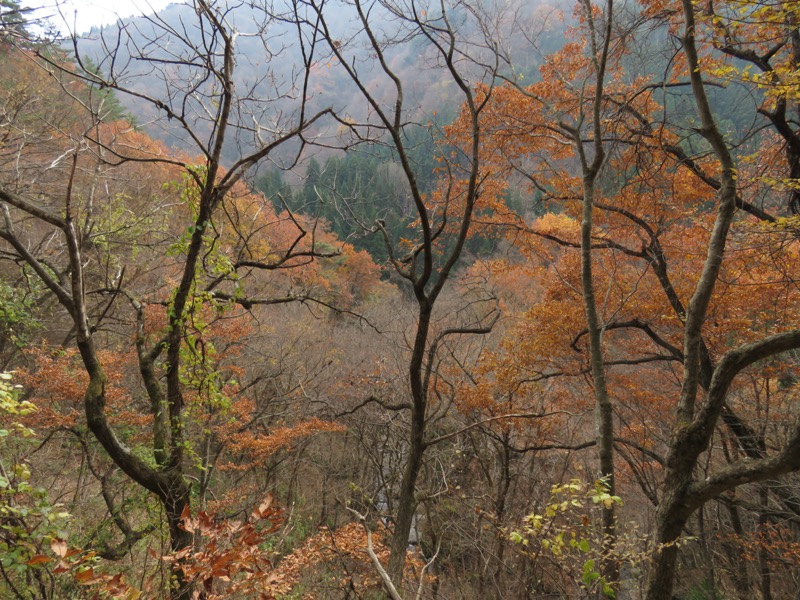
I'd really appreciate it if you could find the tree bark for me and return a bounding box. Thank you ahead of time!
[388,304,431,583]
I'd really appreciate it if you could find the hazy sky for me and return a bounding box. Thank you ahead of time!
[21,0,182,35]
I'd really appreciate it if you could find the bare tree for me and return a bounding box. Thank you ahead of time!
[295,0,503,587]
[0,1,333,597]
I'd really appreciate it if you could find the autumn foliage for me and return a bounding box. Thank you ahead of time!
[4,1,800,599]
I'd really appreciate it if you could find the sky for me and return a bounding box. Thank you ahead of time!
[21,0,182,35]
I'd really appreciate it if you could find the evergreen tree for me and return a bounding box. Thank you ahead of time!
[255,166,292,209]
[301,156,322,213]
[0,1,30,47]
[79,56,131,123]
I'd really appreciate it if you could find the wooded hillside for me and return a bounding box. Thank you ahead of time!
[1,1,800,599]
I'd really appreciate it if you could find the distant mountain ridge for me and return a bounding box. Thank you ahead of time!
[72,0,568,166]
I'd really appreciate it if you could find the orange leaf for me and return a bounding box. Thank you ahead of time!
[74,567,100,585]
[53,561,70,574]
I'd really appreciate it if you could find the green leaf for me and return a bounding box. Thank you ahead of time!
[582,559,599,586]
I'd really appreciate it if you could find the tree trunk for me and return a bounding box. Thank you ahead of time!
[644,482,694,600]
[581,173,618,587]
[388,302,432,585]
[573,0,617,584]
[388,412,425,585]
